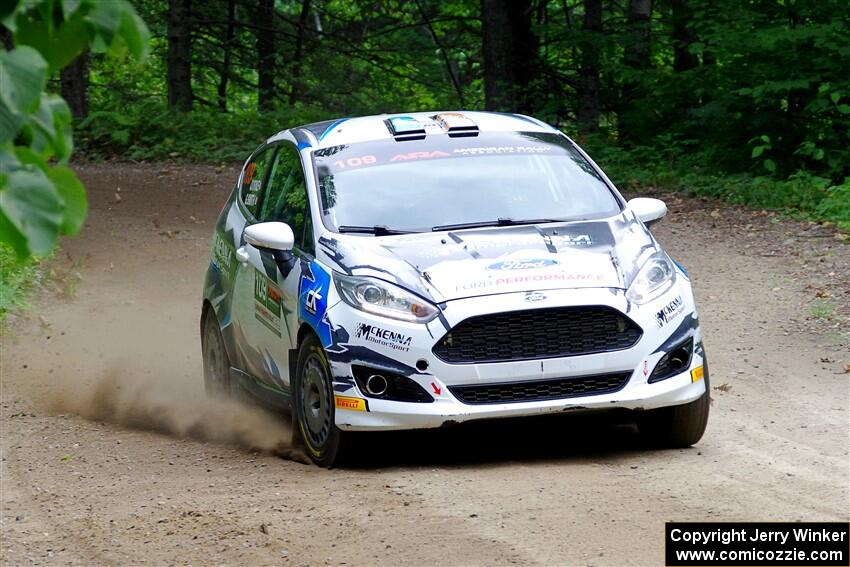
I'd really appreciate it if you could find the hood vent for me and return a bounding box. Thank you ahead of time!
[385,116,427,141]
[432,113,479,137]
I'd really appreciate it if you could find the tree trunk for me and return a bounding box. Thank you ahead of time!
[217,0,236,111]
[619,0,652,144]
[481,0,535,113]
[256,0,276,112]
[167,0,193,111]
[509,0,537,114]
[671,0,697,72]
[289,0,311,106]
[60,50,89,120]
[577,0,602,134]
[624,0,652,69]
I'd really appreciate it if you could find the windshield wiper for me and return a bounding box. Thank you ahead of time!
[431,217,567,232]
[338,225,416,235]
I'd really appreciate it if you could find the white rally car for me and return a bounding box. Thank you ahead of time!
[201,111,709,466]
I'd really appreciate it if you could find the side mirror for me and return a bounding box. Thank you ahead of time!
[627,197,667,226]
[244,222,295,252]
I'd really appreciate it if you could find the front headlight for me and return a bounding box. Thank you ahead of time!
[333,273,439,323]
[626,251,675,304]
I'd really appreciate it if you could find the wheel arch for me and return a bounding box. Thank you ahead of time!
[290,322,320,382]
[200,300,239,367]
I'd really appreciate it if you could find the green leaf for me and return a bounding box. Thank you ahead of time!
[0,0,20,21]
[0,46,48,144]
[837,104,850,114]
[0,144,21,173]
[751,146,765,158]
[28,93,73,162]
[41,9,89,71]
[84,1,122,46]
[61,0,82,16]
[830,92,841,103]
[11,145,47,172]
[0,168,65,257]
[0,46,48,113]
[763,159,777,173]
[0,100,24,145]
[47,165,86,234]
[117,6,149,61]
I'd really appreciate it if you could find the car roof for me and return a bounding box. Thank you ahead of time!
[274,111,559,149]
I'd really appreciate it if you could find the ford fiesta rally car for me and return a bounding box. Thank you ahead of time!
[201,111,710,466]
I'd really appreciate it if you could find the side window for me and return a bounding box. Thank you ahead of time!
[260,144,314,254]
[240,147,273,218]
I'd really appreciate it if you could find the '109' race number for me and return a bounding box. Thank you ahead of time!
[333,155,377,168]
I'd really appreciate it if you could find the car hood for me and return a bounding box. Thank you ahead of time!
[317,213,658,302]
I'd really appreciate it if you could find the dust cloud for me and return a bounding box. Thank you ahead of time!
[43,364,303,460]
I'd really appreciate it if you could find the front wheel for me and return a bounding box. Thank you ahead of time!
[639,372,710,447]
[293,334,346,467]
[202,310,232,397]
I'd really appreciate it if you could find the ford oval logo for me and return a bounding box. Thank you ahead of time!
[487,259,559,271]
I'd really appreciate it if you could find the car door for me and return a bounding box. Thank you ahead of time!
[230,139,314,394]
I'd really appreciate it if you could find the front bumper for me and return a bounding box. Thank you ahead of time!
[325,284,704,431]
[336,366,706,430]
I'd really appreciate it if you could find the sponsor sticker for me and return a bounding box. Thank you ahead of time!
[211,233,235,274]
[691,366,704,383]
[304,287,322,315]
[254,270,282,337]
[454,271,605,292]
[243,162,257,185]
[487,258,559,271]
[335,395,368,412]
[655,295,684,327]
[390,150,450,162]
[452,146,553,156]
[354,322,412,352]
[299,261,333,347]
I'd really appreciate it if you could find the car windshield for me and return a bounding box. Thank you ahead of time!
[313,131,622,233]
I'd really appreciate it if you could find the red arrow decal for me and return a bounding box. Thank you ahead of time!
[431,382,442,395]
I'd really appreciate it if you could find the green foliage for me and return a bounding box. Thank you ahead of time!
[586,135,850,231]
[0,241,39,322]
[76,101,332,162]
[0,0,149,259]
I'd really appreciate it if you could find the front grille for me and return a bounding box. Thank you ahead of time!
[449,371,631,405]
[433,306,642,363]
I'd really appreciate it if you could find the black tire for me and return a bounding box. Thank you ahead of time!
[201,310,232,397]
[293,334,345,467]
[639,371,710,447]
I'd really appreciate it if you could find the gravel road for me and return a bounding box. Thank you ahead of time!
[2,163,848,566]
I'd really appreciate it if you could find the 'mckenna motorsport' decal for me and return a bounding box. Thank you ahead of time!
[655,295,684,327]
[354,323,412,352]
[254,269,282,337]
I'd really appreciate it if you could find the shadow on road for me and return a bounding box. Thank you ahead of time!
[336,411,678,469]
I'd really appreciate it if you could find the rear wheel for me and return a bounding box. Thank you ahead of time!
[639,372,710,447]
[293,334,345,467]
[202,310,232,397]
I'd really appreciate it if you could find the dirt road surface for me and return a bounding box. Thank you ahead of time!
[2,163,848,566]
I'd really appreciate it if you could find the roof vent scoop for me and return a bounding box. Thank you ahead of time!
[432,113,479,137]
[385,116,427,141]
